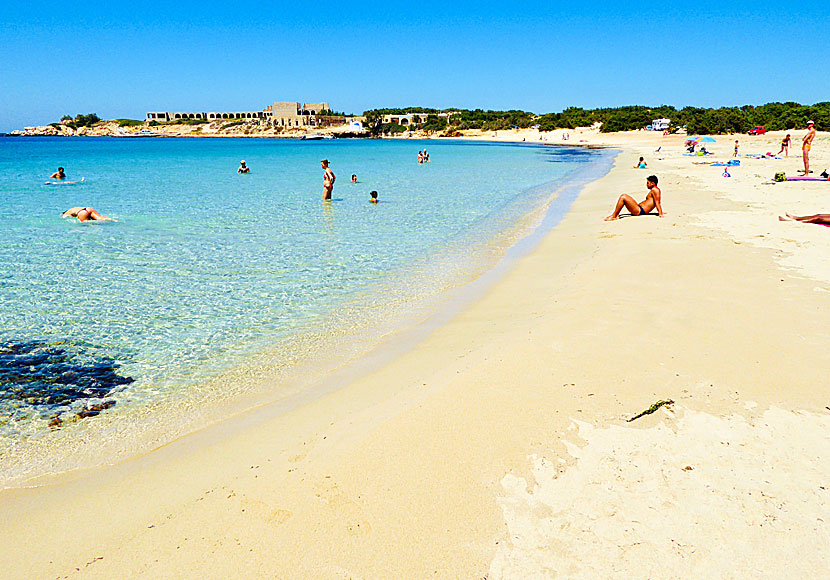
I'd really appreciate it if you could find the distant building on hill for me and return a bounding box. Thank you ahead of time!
[381,112,452,126]
[146,101,337,128]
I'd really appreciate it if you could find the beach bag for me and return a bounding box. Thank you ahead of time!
[774,172,787,182]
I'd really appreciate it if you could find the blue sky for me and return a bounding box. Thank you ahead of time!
[1,1,828,131]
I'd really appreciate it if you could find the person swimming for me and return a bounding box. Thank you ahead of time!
[62,207,115,222]
[369,190,379,204]
[237,160,250,173]
[50,167,66,180]
[351,174,358,183]
[604,175,663,221]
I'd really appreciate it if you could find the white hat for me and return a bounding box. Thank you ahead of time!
[807,120,815,125]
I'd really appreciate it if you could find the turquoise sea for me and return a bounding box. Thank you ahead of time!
[0,136,612,483]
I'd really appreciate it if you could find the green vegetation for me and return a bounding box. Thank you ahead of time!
[116,119,143,127]
[364,102,829,135]
[59,113,101,129]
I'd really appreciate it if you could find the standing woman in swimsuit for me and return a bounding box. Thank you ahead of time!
[604,175,663,221]
[802,121,816,175]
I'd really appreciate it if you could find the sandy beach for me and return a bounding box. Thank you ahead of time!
[2,129,828,579]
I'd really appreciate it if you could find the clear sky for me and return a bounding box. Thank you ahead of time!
[1,1,828,131]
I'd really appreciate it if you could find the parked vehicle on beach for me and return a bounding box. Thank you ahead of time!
[749,126,766,135]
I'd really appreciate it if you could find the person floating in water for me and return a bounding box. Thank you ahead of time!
[604,175,663,221]
[237,160,250,173]
[50,167,66,180]
[351,174,358,183]
[635,157,647,169]
[369,190,379,204]
[62,207,115,222]
[321,159,335,201]
[779,212,830,225]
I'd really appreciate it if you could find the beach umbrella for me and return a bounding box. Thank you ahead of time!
[698,136,717,143]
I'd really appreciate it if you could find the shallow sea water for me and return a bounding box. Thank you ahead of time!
[0,136,609,481]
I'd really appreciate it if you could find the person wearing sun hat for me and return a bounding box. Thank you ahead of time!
[237,160,250,173]
[802,120,816,175]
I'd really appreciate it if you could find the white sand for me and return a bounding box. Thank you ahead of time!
[492,405,830,579]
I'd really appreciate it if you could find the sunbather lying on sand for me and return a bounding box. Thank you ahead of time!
[779,213,830,225]
[604,176,664,221]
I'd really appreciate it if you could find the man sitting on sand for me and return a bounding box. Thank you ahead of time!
[237,160,250,173]
[604,175,663,221]
[779,212,830,225]
[62,207,115,222]
[50,167,66,180]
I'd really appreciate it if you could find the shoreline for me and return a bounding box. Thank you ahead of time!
[2,130,828,578]
[0,142,614,489]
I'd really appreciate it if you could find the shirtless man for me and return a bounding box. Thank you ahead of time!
[62,207,115,222]
[321,159,335,201]
[237,160,250,173]
[50,167,66,180]
[604,175,663,221]
[802,120,816,175]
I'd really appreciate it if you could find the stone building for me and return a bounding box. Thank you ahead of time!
[380,112,452,126]
[146,101,333,127]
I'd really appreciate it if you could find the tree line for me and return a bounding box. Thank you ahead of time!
[363,102,828,135]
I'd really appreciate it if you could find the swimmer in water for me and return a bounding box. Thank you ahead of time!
[369,190,379,204]
[50,167,66,180]
[237,160,250,173]
[351,174,358,183]
[62,207,116,222]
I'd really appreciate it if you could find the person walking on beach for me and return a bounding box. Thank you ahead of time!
[62,206,115,222]
[802,120,816,175]
[777,134,792,157]
[604,175,663,221]
[237,160,250,173]
[321,159,335,201]
[733,140,739,158]
[50,167,66,180]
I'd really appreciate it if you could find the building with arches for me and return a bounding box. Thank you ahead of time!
[146,101,332,127]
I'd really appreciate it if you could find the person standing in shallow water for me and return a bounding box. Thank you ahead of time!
[321,159,335,201]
